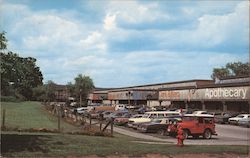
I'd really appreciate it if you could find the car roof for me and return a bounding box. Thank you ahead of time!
[184,114,214,117]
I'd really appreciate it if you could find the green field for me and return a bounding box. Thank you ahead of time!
[1,101,79,132]
[1,102,249,157]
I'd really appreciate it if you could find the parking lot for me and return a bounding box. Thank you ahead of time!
[65,103,250,146]
[112,123,250,145]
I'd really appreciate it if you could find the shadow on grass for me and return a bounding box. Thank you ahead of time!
[1,133,52,155]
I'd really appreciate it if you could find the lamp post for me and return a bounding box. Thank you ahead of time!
[126,91,133,107]
[147,94,152,110]
[79,89,82,107]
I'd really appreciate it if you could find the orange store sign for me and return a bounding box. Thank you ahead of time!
[159,91,180,99]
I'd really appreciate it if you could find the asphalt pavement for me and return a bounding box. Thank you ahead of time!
[113,124,250,145]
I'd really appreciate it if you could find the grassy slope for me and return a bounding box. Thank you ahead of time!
[0,101,78,132]
[1,132,248,157]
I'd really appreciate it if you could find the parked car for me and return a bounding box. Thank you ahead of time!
[192,111,213,116]
[128,111,180,128]
[176,114,217,139]
[114,113,134,126]
[137,118,170,135]
[102,111,114,120]
[238,118,250,128]
[106,111,129,120]
[228,114,250,125]
[90,110,104,119]
[76,107,88,115]
[135,107,146,114]
[115,104,126,111]
[214,112,239,124]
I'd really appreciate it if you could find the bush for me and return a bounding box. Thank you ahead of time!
[0,96,21,102]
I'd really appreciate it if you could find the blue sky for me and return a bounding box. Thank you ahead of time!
[1,0,249,88]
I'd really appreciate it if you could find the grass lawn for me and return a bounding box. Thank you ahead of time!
[0,101,79,132]
[1,131,248,157]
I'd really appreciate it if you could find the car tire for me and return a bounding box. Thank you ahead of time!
[183,129,189,139]
[203,129,212,139]
[157,129,165,136]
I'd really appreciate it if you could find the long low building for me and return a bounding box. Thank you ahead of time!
[88,76,250,113]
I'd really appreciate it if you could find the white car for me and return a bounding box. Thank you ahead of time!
[228,114,250,125]
[76,107,88,114]
[128,111,180,128]
[193,111,213,115]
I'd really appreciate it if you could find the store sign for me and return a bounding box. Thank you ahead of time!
[205,88,247,99]
[159,86,250,101]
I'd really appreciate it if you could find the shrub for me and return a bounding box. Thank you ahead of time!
[0,96,21,102]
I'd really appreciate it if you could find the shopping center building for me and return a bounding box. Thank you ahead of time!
[88,76,250,113]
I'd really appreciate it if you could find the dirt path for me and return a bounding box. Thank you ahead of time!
[113,126,173,143]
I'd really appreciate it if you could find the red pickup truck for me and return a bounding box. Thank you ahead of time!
[168,114,217,139]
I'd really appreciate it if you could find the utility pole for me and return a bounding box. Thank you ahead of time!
[79,89,82,107]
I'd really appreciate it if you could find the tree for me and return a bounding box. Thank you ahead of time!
[66,82,75,97]
[226,62,250,76]
[211,62,250,80]
[0,32,7,50]
[32,80,56,101]
[74,74,94,106]
[1,52,43,99]
[211,68,230,80]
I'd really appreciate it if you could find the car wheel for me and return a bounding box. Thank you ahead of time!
[203,129,212,139]
[157,129,165,136]
[183,129,189,139]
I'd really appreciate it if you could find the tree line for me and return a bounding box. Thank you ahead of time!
[211,62,249,80]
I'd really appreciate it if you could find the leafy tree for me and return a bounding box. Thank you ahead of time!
[226,62,250,76]
[1,34,43,99]
[32,85,46,101]
[211,68,230,80]
[66,82,75,97]
[0,32,7,50]
[74,74,94,106]
[32,80,56,101]
[0,32,43,99]
[211,62,250,80]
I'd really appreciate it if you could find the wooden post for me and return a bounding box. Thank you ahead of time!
[58,109,61,132]
[100,120,102,131]
[2,109,6,129]
[111,118,113,136]
[89,116,92,129]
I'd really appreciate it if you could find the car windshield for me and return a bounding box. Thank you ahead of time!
[237,115,245,118]
[142,114,150,118]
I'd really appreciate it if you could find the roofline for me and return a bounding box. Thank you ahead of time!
[98,79,213,90]
[159,82,249,91]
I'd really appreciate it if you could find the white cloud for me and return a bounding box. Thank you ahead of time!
[193,1,249,47]
[157,1,249,50]
[103,14,117,30]
[106,1,171,25]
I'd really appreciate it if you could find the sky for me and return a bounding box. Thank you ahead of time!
[1,0,249,88]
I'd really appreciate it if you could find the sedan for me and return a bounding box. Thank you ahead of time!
[137,118,169,135]
[228,114,250,125]
[238,118,250,128]
[214,112,239,124]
